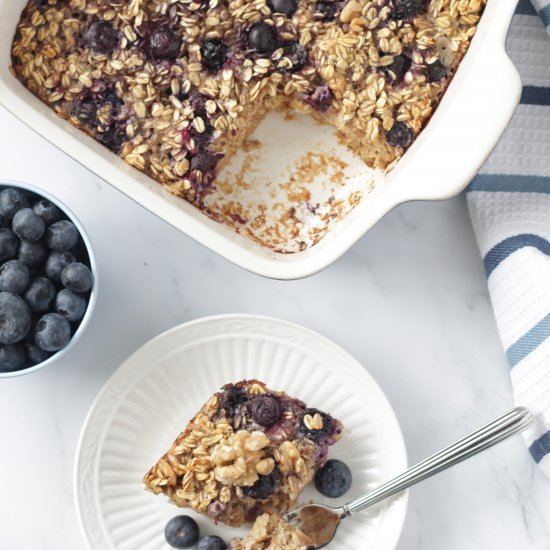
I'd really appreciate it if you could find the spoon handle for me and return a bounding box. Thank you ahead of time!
[343,406,533,517]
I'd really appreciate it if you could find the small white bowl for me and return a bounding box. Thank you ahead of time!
[0,179,97,378]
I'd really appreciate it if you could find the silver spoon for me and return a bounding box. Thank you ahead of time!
[283,407,533,548]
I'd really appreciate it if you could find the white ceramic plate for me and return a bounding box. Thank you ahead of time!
[75,315,407,550]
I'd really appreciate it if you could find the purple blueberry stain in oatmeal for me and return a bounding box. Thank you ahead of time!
[392,0,429,20]
[306,84,333,113]
[426,59,447,82]
[148,24,182,60]
[314,1,339,21]
[384,54,412,83]
[386,121,414,149]
[82,20,119,55]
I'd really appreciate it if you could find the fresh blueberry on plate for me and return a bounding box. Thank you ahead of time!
[314,459,352,498]
[165,515,200,549]
[196,535,227,550]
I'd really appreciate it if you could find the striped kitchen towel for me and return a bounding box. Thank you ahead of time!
[466,0,550,476]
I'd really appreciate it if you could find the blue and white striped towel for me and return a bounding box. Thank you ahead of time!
[466,0,550,475]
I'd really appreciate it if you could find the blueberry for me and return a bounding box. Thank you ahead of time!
[44,251,76,283]
[314,1,338,21]
[269,0,297,15]
[386,122,414,149]
[0,228,19,261]
[242,474,277,499]
[45,220,79,251]
[0,188,29,219]
[25,340,52,365]
[196,536,227,550]
[97,124,126,153]
[393,0,428,19]
[279,42,308,73]
[54,288,87,322]
[314,459,352,498]
[201,39,229,72]
[299,408,333,441]
[0,260,30,295]
[24,277,56,313]
[82,20,118,54]
[18,240,48,268]
[248,22,278,55]
[0,343,26,372]
[384,54,412,82]
[307,84,333,112]
[34,312,71,352]
[149,25,182,60]
[164,516,200,549]
[71,96,97,124]
[189,92,210,117]
[190,121,215,146]
[190,152,219,173]
[0,215,10,228]
[250,395,281,427]
[0,292,32,344]
[426,59,447,82]
[12,207,46,242]
[220,385,248,418]
[33,199,63,225]
[61,262,92,293]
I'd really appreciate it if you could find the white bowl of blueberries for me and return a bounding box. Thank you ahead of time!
[0,181,96,377]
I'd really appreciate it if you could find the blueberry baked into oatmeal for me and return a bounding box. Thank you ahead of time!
[143,380,343,526]
[11,0,485,206]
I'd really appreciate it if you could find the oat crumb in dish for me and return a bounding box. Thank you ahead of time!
[229,512,313,550]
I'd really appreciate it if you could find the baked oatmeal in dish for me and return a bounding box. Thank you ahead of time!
[229,512,313,549]
[143,380,343,526]
[11,0,485,207]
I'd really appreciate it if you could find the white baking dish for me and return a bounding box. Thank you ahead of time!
[0,0,520,279]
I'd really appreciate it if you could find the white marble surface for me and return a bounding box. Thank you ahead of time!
[0,103,549,550]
